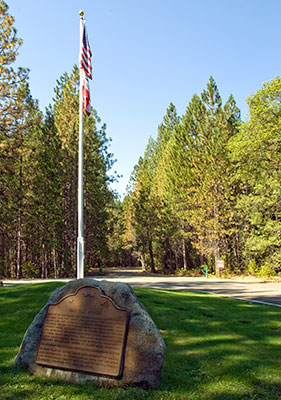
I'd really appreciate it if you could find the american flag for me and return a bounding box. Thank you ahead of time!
[83,76,91,117]
[80,24,92,80]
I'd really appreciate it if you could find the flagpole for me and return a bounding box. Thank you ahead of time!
[77,10,85,279]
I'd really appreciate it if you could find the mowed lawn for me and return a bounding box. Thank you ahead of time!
[0,282,281,400]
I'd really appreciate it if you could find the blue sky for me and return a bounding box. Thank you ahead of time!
[7,0,281,197]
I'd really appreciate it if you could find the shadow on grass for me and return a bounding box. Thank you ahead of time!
[1,283,281,400]
[135,289,281,400]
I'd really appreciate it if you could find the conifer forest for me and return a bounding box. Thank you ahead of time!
[1,1,281,279]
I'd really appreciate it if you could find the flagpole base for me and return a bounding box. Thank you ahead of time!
[77,236,84,279]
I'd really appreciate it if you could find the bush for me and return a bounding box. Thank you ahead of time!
[22,261,40,278]
[257,262,276,278]
[246,259,259,275]
[175,268,189,276]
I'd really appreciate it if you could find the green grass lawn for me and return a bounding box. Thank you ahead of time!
[1,283,281,400]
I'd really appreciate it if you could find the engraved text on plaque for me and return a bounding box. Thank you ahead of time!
[36,286,129,377]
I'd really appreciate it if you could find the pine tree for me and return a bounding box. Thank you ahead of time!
[50,65,115,275]
[129,139,159,272]
[154,78,241,271]
[0,1,29,277]
[229,76,281,276]
[0,80,41,277]
[152,103,181,271]
[0,1,27,130]
[12,81,42,278]
[107,198,136,268]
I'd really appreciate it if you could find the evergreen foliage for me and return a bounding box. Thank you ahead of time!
[0,3,115,278]
[124,76,281,277]
[1,0,281,278]
[229,77,281,276]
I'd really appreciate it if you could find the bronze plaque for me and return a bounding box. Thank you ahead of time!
[36,286,129,377]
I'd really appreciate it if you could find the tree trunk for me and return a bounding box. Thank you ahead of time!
[16,219,22,279]
[182,238,187,271]
[45,249,48,278]
[148,239,156,273]
[162,239,167,273]
[213,192,220,268]
[53,249,58,278]
[16,155,23,279]
[140,253,146,271]
[41,243,48,278]
[0,236,5,278]
[214,241,220,266]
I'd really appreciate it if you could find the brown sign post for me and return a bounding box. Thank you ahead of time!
[36,286,129,378]
[215,259,225,276]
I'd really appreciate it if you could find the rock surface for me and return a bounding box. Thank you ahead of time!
[14,278,166,389]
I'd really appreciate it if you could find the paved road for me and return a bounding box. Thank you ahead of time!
[2,269,281,307]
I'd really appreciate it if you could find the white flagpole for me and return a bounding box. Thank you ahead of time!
[77,10,85,279]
